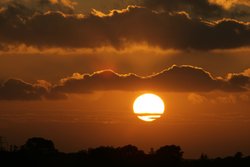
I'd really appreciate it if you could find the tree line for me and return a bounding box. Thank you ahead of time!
[0,137,249,167]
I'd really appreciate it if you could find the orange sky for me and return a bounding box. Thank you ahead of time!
[1,91,250,157]
[0,0,250,158]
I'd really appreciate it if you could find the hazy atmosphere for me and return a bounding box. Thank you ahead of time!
[0,0,250,159]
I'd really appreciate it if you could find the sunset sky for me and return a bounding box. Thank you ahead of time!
[0,0,250,158]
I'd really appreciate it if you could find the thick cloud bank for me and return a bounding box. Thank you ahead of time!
[0,2,250,50]
[1,65,249,100]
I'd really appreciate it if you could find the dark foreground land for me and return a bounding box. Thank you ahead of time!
[1,137,250,167]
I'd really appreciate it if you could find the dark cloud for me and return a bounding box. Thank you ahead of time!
[143,0,223,18]
[0,79,47,100]
[0,5,250,50]
[142,0,250,19]
[54,65,249,94]
[36,0,75,13]
[228,73,250,90]
[54,71,142,93]
[0,0,75,14]
[0,78,65,100]
[0,65,249,100]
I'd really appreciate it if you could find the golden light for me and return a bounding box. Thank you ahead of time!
[133,93,165,122]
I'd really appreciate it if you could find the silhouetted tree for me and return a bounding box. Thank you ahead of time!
[0,136,7,151]
[1,137,250,167]
[118,144,144,157]
[234,152,243,159]
[88,146,116,157]
[200,153,208,160]
[149,147,155,155]
[156,145,183,160]
[155,145,183,167]
[9,145,18,152]
[21,137,57,154]
[87,146,118,166]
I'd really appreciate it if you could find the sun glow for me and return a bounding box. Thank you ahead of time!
[133,93,165,122]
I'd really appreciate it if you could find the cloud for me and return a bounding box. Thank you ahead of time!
[209,0,250,9]
[227,71,250,90]
[0,5,250,51]
[0,0,75,14]
[188,92,250,104]
[0,78,65,100]
[143,0,223,18]
[54,65,250,94]
[215,94,237,104]
[0,65,250,100]
[54,70,142,93]
[0,79,47,100]
[143,0,250,19]
[188,93,207,104]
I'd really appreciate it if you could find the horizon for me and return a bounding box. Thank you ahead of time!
[1,136,249,159]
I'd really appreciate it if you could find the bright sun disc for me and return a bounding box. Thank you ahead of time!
[133,93,165,122]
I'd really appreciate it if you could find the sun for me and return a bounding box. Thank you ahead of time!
[133,93,165,122]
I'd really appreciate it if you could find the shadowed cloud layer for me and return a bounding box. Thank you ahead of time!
[0,65,249,100]
[143,0,250,18]
[0,79,66,100]
[0,0,75,13]
[0,2,250,50]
